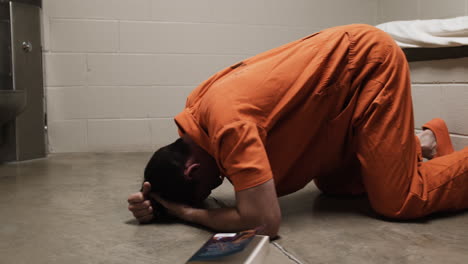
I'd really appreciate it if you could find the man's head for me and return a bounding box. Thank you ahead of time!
[144,137,223,207]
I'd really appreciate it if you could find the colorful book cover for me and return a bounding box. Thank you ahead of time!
[188,230,257,261]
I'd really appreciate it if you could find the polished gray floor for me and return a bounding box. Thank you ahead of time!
[0,153,467,264]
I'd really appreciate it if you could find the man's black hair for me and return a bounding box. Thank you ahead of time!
[143,138,196,206]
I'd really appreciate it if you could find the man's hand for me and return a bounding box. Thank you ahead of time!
[127,182,154,224]
[150,193,194,222]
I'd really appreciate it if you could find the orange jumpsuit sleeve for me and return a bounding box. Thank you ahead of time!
[212,121,273,192]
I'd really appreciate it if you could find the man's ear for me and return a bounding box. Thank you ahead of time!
[184,163,200,181]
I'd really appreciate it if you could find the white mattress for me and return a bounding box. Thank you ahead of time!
[376,16,468,48]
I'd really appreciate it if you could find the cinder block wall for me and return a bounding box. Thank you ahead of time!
[42,0,378,152]
[378,0,468,151]
[43,0,467,153]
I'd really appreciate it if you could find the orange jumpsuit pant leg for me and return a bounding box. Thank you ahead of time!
[348,26,468,219]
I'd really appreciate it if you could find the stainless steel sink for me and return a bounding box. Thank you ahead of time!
[0,89,27,124]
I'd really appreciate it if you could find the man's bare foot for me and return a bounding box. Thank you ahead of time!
[417,129,437,159]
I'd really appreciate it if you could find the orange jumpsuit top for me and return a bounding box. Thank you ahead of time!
[175,25,363,196]
[175,24,468,219]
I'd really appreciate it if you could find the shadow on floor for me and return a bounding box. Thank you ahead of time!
[311,193,376,217]
[124,214,216,233]
[311,191,468,223]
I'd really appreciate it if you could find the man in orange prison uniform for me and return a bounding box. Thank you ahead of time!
[127,24,468,238]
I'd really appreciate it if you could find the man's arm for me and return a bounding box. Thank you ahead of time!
[152,179,281,238]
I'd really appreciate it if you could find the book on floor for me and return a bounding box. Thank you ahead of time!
[186,229,270,264]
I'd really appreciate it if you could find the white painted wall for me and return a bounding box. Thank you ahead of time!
[378,0,468,150]
[42,0,467,153]
[42,0,378,152]
[378,0,468,23]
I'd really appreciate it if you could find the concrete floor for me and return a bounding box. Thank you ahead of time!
[0,153,467,264]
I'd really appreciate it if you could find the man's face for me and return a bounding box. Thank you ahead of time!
[190,160,223,205]
[183,139,223,205]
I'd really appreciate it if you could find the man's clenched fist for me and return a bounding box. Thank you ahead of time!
[127,181,154,224]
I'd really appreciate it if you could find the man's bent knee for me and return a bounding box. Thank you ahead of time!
[370,194,427,220]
